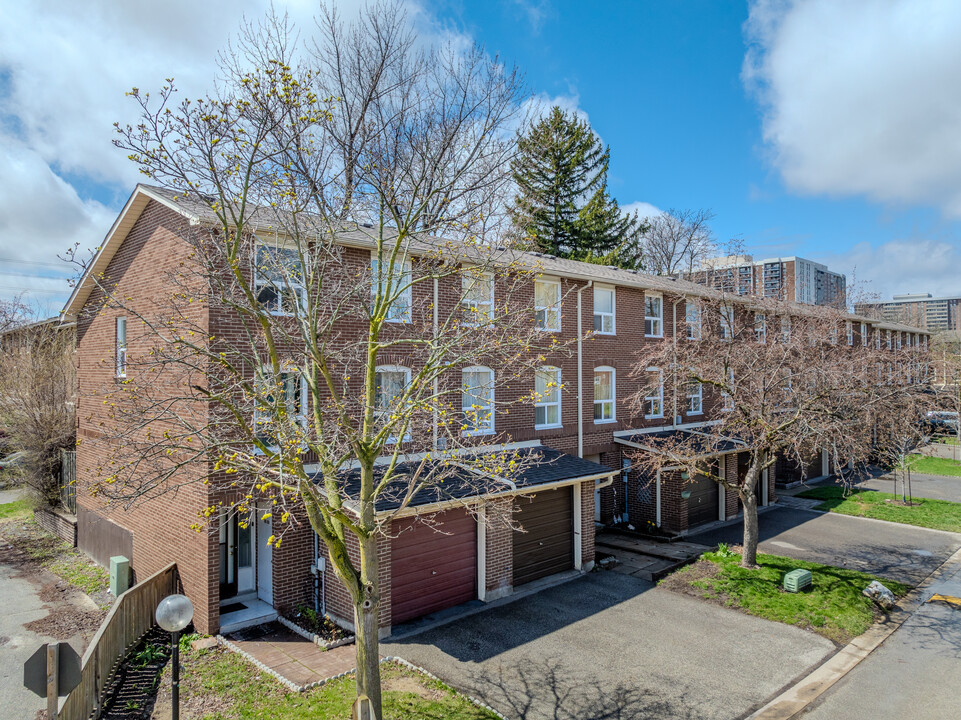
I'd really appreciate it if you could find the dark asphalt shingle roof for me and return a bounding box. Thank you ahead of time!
[314,446,613,513]
[615,429,745,456]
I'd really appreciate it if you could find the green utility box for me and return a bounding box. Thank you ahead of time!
[783,568,812,593]
[110,555,130,596]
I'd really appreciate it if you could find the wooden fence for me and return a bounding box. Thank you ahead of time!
[59,563,179,720]
[60,449,76,514]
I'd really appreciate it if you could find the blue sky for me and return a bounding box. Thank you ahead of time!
[3,0,961,314]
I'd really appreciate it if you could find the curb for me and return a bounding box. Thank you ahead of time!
[746,545,961,719]
[383,655,510,720]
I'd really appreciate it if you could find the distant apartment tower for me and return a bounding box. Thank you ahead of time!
[856,293,961,332]
[693,255,846,307]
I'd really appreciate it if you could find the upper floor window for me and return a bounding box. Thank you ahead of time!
[534,278,561,332]
[253,369,306,446]
[720,303,734,341]
[685,301,701,340]
[686,380,703,415]
[754,313,766,344]
[593,285,615,334]
[780,316,791,343]
[722,368,735,411]
[116,317,127,378]
[886,330,892,350]
[371,254,412,323]
[535,366,562,428]
[374,365,411,416]
[644,367,664,419]
[861,322,867,346]
[462,268,494,325]
[875,328,881,350]
[462,366,494,434]
[896,332,902,350]
[255,245,305,315]
[846,321,853,346]
[593,367,616,423]
[644,293,663,338]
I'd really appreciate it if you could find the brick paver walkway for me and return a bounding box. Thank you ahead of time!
[225,624,361,688]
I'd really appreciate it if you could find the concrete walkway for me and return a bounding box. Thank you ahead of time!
[222,623,358,689]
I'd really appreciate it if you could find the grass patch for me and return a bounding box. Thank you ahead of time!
[797,485,961,532]
[158,645,498,720]
[902,454,961,477]
[0,499,110,598]
[937,437,960,446]
[662,549,909,645]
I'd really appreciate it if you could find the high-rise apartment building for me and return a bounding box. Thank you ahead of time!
[856,293,961,332]
[693,255,846,307]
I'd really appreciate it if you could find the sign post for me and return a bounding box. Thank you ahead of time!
[24,641,82,719]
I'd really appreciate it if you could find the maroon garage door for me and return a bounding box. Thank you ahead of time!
[513,487,574,586]
[390,508,477,625]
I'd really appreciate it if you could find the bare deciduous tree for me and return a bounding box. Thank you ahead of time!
[78,4,565,714]
[639,208,717,277]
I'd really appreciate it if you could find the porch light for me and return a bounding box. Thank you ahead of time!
[156,594,194,720]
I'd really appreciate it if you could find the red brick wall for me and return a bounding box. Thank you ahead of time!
[271,512,314,616]
[34,508,77,547]
[579,481,595,568]
[322,531,391,630]
[485,499,513,597]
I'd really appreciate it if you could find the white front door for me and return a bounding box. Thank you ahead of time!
[257,506,273,604]
[236,514,256,594]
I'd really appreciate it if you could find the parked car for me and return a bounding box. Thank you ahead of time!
[924,411,959,434]
[0,450,27,471]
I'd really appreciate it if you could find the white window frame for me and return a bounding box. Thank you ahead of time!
[861,322,867,346]
[722,368,735,412]
[780,316,791,343]
[374,365,412,417]
[644,292,663,338]
[846,321,853,346]
[534,366,562,429]
[534,278,561,332]
[461,267,494,326]
[875,328,881,350]
[253,368,308,449]
[593,366,616,423]
[720,302,734,341]
[593,285,616,335]
[886,330,892,350]
[755,313,767,344]
[686,379,703,416]
[896,332,902,350]
[461,366,495,435]
[254,244,306,316]
[116,317,127,379]
[685,300,702,340]
[371,253,413,323]
[644,367,664,419]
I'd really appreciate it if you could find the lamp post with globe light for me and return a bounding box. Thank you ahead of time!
[155,594,194,720]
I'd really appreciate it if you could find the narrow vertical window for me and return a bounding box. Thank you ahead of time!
[644,367,664,419]
[754,313,766,343]
[372,254,412,323]
[686,380,703,415]
[593,285,615,334]
[720,303,734,341]
[535,367,562,428]
[593,367,615,422]
[116,317,127,378]
[534,279,561,331]
[462,366,494,434]
[722,368,735,411]
[861,322,867,346]
[780,316,791,343]
[685,301,701,340]
[886,330,892,350]
[462,268,494,325]
[644,293,663,337]
[846,321,853,346]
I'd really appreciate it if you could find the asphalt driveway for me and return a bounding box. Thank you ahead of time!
[384,571,835,720]
[854,471,961,503]
[689,506,961,585]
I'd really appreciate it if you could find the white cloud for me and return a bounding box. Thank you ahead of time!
[621,201,663,221]
[744,0,961,216]
[822,237,961,301]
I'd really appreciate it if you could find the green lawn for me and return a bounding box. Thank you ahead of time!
[796,485,961,532]
[902,454,961,477]
[937,437,960,446]
[662,549,909,645]
[160,645,497,720]
[0,497,32,520]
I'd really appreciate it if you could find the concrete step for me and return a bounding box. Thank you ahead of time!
[220,599,278,634]
[595,532,710,562]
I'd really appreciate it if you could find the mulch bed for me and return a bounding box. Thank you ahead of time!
[99,626,172,720]
[657,557,722,600]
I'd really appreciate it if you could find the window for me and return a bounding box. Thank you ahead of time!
[371,254,412,323]
[780,316,791,343]
[686,380,703,415]
[755,313,766,343]
[875,328,881,350]
[829,325,838,345]
[861,322,867,346]
[535,367,562,428]
[255,245,305,315]
[644,293,663,337]
[593,285,615,334]
[886,330,892,350]
[115,317,127,378]
[534,279,561,331]
[896,332,902,350]
[593,367,615,422]
[462,366,494,434]
[722,368,735,411]
[685,301,701,340]
[374,366,411,415]
[720,303,734,341]
[644,367,664,419]
[846,321,853,346]
[462,268,494,325]
[254,370,306,445]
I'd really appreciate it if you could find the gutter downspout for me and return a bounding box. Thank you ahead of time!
[433,276,439,451]
[577,280,593,458]
[672,296,684,429]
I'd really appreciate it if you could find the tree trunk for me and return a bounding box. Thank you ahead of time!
[354,534,383,717]
[740,488,759,568]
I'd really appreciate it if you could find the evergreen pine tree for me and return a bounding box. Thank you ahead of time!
[509,106,641,267]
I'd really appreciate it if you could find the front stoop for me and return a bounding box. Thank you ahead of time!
[595,532,710,582]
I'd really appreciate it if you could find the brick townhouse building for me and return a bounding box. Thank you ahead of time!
[62,185,929,635]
